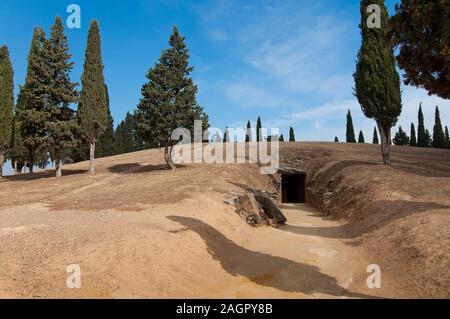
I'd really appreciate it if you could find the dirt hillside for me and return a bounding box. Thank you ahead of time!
[0,143,448,298]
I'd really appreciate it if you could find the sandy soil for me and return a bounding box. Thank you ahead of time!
[0,146,388,299]
[0,143,448,298]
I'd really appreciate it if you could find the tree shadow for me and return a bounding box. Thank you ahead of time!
[108,163,186,174]
[167,216,378,298]
[3,169,88,181]
[279,200,450,240]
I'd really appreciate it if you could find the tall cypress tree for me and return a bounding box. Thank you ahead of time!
[354,0,402,165]
[346,110,356,143]
[417,103,427,147]
[409,123,417,146]
[79,20,108,174]
[223,127,230,143]
[358,130,365,143]
[46,17,79,177]
[372,127,379,144]
[289,127,295,142]
[114,112,135,154]
[17,28,50,174]
[96,84,115,157]
[0,45,14,178]
[445,126,450,149]
[424,129,432,147]
[256,116,262,142]
[245,120,252,142]
[9,109,27,174]
[136,26,208,170]
[432,106,446,149]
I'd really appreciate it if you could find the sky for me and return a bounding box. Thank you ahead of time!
[0,0,449,145]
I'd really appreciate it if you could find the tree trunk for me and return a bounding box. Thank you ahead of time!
[28,151,34,174]
[89,142,95,175]
[164,145,176,171]
[377,121,391,165]
[55,149,62,178]
[14,160,18,175]
[0,153,4,179]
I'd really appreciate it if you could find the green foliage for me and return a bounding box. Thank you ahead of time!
[279,134,284,142]
[417,103,427,147]
[424,129,432,147]
[393,126,409,146]
[432,106,446,149]
[136,26,208,168]
[445,126,450,148]
[334,136,339,143]
[409,123,417,147]
[358,130,365,143]
[390,0,450,99]
[223,127,230,143]
[16,28,51,169]
[372,127,379,144]
[289,127,295,142]
[346,110,356,143]
[96,84,115,157]
[256,117,262,142]
[78,20,108,143]
[0,45,14,156]
[245,120,251,142]
[45,17,79,161]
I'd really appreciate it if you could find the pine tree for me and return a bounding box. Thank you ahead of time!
[136,26,208,170]
[334,136,339,143]
[358,130,365,143]
[393,126,409,146]
[16,28,50,174]
[223,127,230,143]
[424,129,432,147]
[417,103,427,147]
[432,106,446,149]
[245,120,252,142]
[354,0,402,165]
[114,112,135,154]
[256,117,262,142]
[96,84,115,157]
[372,127,379,144]
[0,45,14,178]
[445,126,450,149]
[346,110,356,143]
[409,123,417,146]
[9,110,27,173]
[289,127,296,142]
[78,20,108,174]
[45,17,79,177]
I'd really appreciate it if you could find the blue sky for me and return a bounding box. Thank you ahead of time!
[0,0,449,143]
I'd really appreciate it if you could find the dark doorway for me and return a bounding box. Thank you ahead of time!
[281,173,306,203]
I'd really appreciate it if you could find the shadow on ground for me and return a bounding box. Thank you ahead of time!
[168,215,378,298]
[3,169,88,181]
[108,163,185,174]
[280,200,450,240]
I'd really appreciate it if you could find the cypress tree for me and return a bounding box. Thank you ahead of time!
[393,126,409,146]
[372,127,379,144]
[417,103,427,147]
[424,129,432,147]
[279,134,284,142]
[45,17,79,177]
[114,112,135,154]
[358,130,365,143]
[245,120,252,142]
[354,0,402,165]
[136,26,208,170]
[9,110,27,174]
[16,28,50,174]
[334,136,339,143]
[256,117,262,142]
[289,127,295,142]
[432,106,446,149]
[223,127,230,143]
[0,45,14,178]
[409,123,417,146]
[346,110,356,143]
[445,126,450,148]
[78,20,108,174]
[96,84,115,157]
